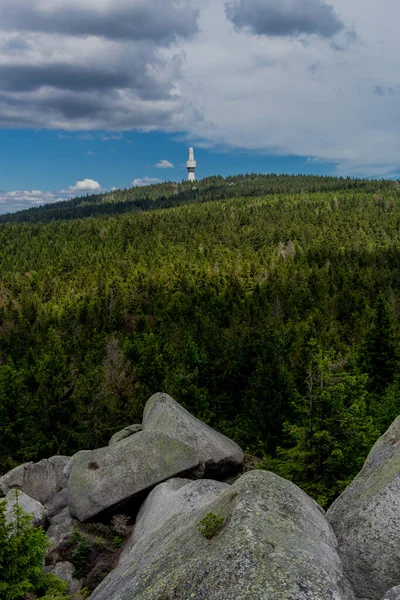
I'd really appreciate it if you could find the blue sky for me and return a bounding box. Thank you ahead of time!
[0,0,399,213]
[0,128,333,194]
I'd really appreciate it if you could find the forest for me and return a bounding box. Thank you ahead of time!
[1,173,400,507]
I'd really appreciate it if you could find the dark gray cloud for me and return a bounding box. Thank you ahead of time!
[225,0,344,38]
[0,0,193,130]
[0,0,199,44]
[0,60,173,101]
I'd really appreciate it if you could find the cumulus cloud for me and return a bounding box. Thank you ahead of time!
[68,179,102,192]
[0,179,102,214]
[225,0,344,38]
[155,159,174,168]
[133,177,161,186]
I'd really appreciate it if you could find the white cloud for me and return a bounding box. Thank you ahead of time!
[155,159,175,168]
[87,150,96,155]
[132,177,161,187]
[68,178,102,192]
[0,178,105,214]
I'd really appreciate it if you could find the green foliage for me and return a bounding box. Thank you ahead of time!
[198,512,225,539]
[68,531,91,580]
[0,491,70,600]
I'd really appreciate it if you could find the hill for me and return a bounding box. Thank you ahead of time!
[1,173,400,506]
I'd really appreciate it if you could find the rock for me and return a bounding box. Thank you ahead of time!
[5,490,46,527]
[67,431,203,522]
[44,488,69,519]
[123,478,228,556]
[327,416,400,600]
[143,393,244,478]
[47,507,75,549]
[0,456,69,505]
[109,424,142,445]
[90,470,355,600]
[382,587,400,600]
[45,561,82,595]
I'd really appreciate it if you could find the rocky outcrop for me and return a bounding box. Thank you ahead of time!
[44,488,69,519]
[67,430,203,521]
[0,456,69,505]
[90,470,355,600]
[5,490,46,527]
[328,416,400,600]
[109,424,142,445]
[127,478,228,551]
[143,392,244,478]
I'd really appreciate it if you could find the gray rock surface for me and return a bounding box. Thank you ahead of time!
[44,488,69,519]
[67,430,203,521]
[90,470,355,600]
[328,416,400,600]
[143,392,244,477]
[126,478,228,553]
[45,561,82,595]
[0,456,69,504]
[109,424,142,445]
[46,507,75,549]
[5,490,46,527]
[381,586,400,600]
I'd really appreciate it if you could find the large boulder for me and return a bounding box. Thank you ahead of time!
[143,393,243,478]
[44,488,69,519]
[327,416,400,600]
[129,478,228,549]
[0,456,69,505]
[90,470,355,600]
[67,431,203,522]
[5,490,46,527]
[109,424,142,445]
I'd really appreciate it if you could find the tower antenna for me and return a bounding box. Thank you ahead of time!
[186,147,197,182]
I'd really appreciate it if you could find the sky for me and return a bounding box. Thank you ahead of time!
[0,0,399,214]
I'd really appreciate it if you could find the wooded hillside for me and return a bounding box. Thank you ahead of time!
[1,174,399,506]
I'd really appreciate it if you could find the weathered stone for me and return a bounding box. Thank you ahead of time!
[109,424,142,445]
[328,416,400,600]
[45,488,69,519]
[45,561,82,595]
[124,478,228,556]
[381,586,400,600]
[90,470,354,600]
[0,456,69,505]
[5,490,46,527]
[143,393,244,478]
[47,507,75,549]
[67,430,203,522]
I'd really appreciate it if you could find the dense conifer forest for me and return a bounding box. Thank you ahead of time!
[1,173,400,506]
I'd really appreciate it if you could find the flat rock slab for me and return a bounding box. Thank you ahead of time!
[5,490,46,527]
[67,430,202,522]
[130,478,229,549]
[90,470,354,600]
[328,416,400,600]
[0,456,69,505]
[109,424,142,445]
[143,392,244,478]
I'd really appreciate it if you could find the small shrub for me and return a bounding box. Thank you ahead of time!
[111,514,131,536]
[198,512,225,539]
[69,532,91,579]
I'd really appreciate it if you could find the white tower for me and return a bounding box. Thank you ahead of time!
[186,147,197,182]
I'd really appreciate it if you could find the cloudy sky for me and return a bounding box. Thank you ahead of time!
[0,0,398,213]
